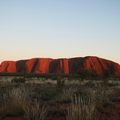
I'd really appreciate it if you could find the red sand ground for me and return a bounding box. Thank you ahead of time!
[101,99,120,120]
[4,117,23,120]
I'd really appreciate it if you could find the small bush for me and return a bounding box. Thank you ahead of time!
[56,76,65,90]
[11,77,26,83]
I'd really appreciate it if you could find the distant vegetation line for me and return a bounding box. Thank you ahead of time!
[0,72,119,80]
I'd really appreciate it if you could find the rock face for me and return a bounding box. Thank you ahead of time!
[0,61,16,73]
[0,56,120,77]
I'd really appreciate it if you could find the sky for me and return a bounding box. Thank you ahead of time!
[0,0,120,63]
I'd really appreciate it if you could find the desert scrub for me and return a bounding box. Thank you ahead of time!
[92,84,114,114]
[57,87,78,103]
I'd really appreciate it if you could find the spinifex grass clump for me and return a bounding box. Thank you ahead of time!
[23,101,48,120]
[0,85,28,117]
[0,84,48,120]
[66,90,99,120]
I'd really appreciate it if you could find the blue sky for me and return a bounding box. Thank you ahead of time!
[0,0,120,63]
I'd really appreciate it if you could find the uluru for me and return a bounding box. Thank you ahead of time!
[0,56,120,78]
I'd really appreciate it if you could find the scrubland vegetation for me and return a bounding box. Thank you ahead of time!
[0,75,120,120]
